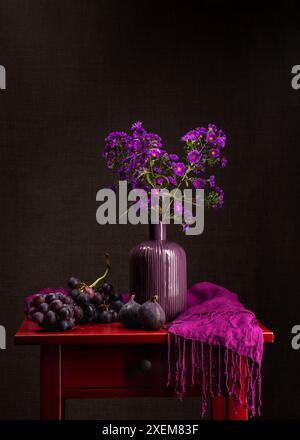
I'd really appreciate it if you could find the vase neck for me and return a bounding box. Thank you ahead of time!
[149,223,166,240]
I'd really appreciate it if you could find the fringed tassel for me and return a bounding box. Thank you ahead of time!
[166,334,262,418]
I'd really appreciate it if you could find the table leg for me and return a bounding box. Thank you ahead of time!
[40,345,62,420]
[211,396,226,419]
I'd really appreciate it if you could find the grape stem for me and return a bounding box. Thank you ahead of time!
[78,254,111,292]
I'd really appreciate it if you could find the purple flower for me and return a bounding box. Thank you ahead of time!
[172,162,186,177]
[131,121,143,131]
[148,148,162,159]
[181,129,200,143]
[197,127,207,138]
[208,124,217,132]
[193,178,206,189]
[206,132,216,143]
[168,154,179,161]
[215,186,224,196]
[215,136,226,148]
[187,149,200,164]
[131,121,146,137]
[145,132,162,148]
[209,175,215,188]
[209,148,220,158]
[153,166,162,173]
[220,157,227,168]
[156,177,164,185]
[168,176,177,185]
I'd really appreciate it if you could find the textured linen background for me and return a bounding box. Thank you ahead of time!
[0,0,299,419]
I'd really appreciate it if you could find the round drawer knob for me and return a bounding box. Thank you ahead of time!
[139,359,152,373]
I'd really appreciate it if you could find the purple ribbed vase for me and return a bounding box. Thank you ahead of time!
[129,223,187,321]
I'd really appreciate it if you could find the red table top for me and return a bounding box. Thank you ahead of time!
[14,319,274,345]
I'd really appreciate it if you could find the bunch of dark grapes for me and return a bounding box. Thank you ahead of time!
[67,277,124,324]
[29,292,76,331]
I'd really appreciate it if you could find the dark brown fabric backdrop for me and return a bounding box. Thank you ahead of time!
[0,0,299,419]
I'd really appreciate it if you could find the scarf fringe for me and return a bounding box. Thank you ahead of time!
[167,333,262,418]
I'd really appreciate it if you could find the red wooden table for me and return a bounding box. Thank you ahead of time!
[15,320,274,420]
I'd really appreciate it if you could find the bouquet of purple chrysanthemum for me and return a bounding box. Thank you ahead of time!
[102,122,227,229]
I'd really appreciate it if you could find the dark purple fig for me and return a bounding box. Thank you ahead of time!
[139,295,166,330]
[119,294,142,329]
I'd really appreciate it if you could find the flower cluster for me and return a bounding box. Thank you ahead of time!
[103,122,227,228]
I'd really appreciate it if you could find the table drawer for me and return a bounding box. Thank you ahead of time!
[62,344,167,388]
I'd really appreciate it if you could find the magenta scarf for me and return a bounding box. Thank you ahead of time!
[165,282,263,417]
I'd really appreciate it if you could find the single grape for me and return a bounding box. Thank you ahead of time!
[28,307,36,317]
[102,283,113,294]
[32,312,44,325]
[37,303,49,314]
[45,293,56,304]
[70,289,80,300]
[85,287,95,299]
[58,307,70,320]
[83,304,97,322]
[73,305,84,322]
[98,309,113,324]
[62,295,72,305]
[110,300,124,312]
[68,305,75,318]
[103,294,111,304]
[110,292,123,302]
[57,320,69,331]
[54,292,65,301]
[44,311,56,326]
[68,319,75,330]
[110,310,119,322]
[92,292,104,306]
[76,293,89,307]
[31,295,45,308]
[67,277,81,289]
[49,299,64,311]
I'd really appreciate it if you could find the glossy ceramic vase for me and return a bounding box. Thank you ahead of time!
[129,223,187,321]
